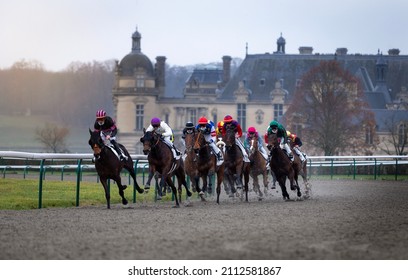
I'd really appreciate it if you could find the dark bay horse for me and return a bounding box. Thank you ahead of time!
[140,129,192,207]
[184,129,225,204]
[223,124,250,202]
[248,136,269,200]
[266,133,301,200]
[88,129,144,209]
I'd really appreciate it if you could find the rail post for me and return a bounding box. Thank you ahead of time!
[374,158,377,180]
[75,159,82,207]
[353,158,356,180]
[38,159,45,209]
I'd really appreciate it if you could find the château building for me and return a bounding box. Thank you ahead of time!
[113,28,408,155]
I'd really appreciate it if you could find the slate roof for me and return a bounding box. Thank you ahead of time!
[219,53,408,105]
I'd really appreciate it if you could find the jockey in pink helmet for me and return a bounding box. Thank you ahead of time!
[243,126,269,162]
[93,109,127,161]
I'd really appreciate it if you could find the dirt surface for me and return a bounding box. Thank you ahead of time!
[1,179,407,260]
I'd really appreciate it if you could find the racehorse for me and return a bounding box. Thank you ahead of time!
[248,135,269,200]
[184,129,225,204]
[140,129,192,207]
[266,133,301,200]
[289,145,312,199]
[223,123,250,202]
[88,129,144,209]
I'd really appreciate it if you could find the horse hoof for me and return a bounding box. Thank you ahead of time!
[122,199,128,205]
[122,185,127,190]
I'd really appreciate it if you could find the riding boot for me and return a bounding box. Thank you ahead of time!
[266,153,271,170]
[173,144,181,156]
[210,142,224,166]
[216,152,224,166]
[284,143,294,162]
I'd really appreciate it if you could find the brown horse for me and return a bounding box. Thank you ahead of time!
[223,123,250,202]
[140,129,192,207]
[289,143,312,199]
[184,129,225,204]
[88,129,144,209]
[266,133,301,200]
[248,135,269,200]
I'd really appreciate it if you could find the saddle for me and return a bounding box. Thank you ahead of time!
[105,142,122,160]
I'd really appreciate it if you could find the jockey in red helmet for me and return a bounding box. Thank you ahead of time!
[146,117,181,160]
[196,116,224,166]
[93,109,127,161]
[221,115,250,163]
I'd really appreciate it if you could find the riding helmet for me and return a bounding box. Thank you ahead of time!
[198,117,208,125]
[248,127,256,134]
[223,115,233,123]
[151,117,161,125]
[185,121,194,128]
[96,109,106,119]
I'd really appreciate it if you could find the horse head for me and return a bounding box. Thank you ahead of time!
[183,127,196,153]
[193,130,206,153]
[224,123,237,150]
[88,129,105,157]
[266,132,280,151]
[140,129,160,155]
[248,135,258,156]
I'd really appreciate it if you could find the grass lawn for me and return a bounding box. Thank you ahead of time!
[0,178,163,210]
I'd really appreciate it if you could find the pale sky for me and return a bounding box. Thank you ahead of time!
[1,0,407,71]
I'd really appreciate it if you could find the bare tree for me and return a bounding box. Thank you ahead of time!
[35,123,70,153]
[285,60,376,156]
[381,112,407,155]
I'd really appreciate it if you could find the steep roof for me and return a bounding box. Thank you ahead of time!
[219,53,408,106]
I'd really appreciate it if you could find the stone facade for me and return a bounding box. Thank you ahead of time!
[113,28,408,155]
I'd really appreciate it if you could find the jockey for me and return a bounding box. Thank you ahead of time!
[146,117,181,160]
[244,126,269,161]
[287,131,307,163]
[265,120,294,162]
[196,116,224,166]
[216,120,224,140]
[93,109,127,161]
[222,115,250,163]
[181,121,195,148]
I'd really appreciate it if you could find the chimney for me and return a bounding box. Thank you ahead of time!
[298,46,313,54]
[335,48,348,55]
[222,55,232,85]
[155,56,166,90]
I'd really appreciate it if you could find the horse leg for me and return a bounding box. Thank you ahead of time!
[100,177,111,209]
[277,175,290,200]
[124,164,144,194]
[145,170,155,191]
[216,170,223,204]
[207,174,213,194]
[176,167,192,198]
[165,176,180,208]
[195,176,206,201]
[262,171,269,197]
[243,164,250,202]
[113,175,128,206]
